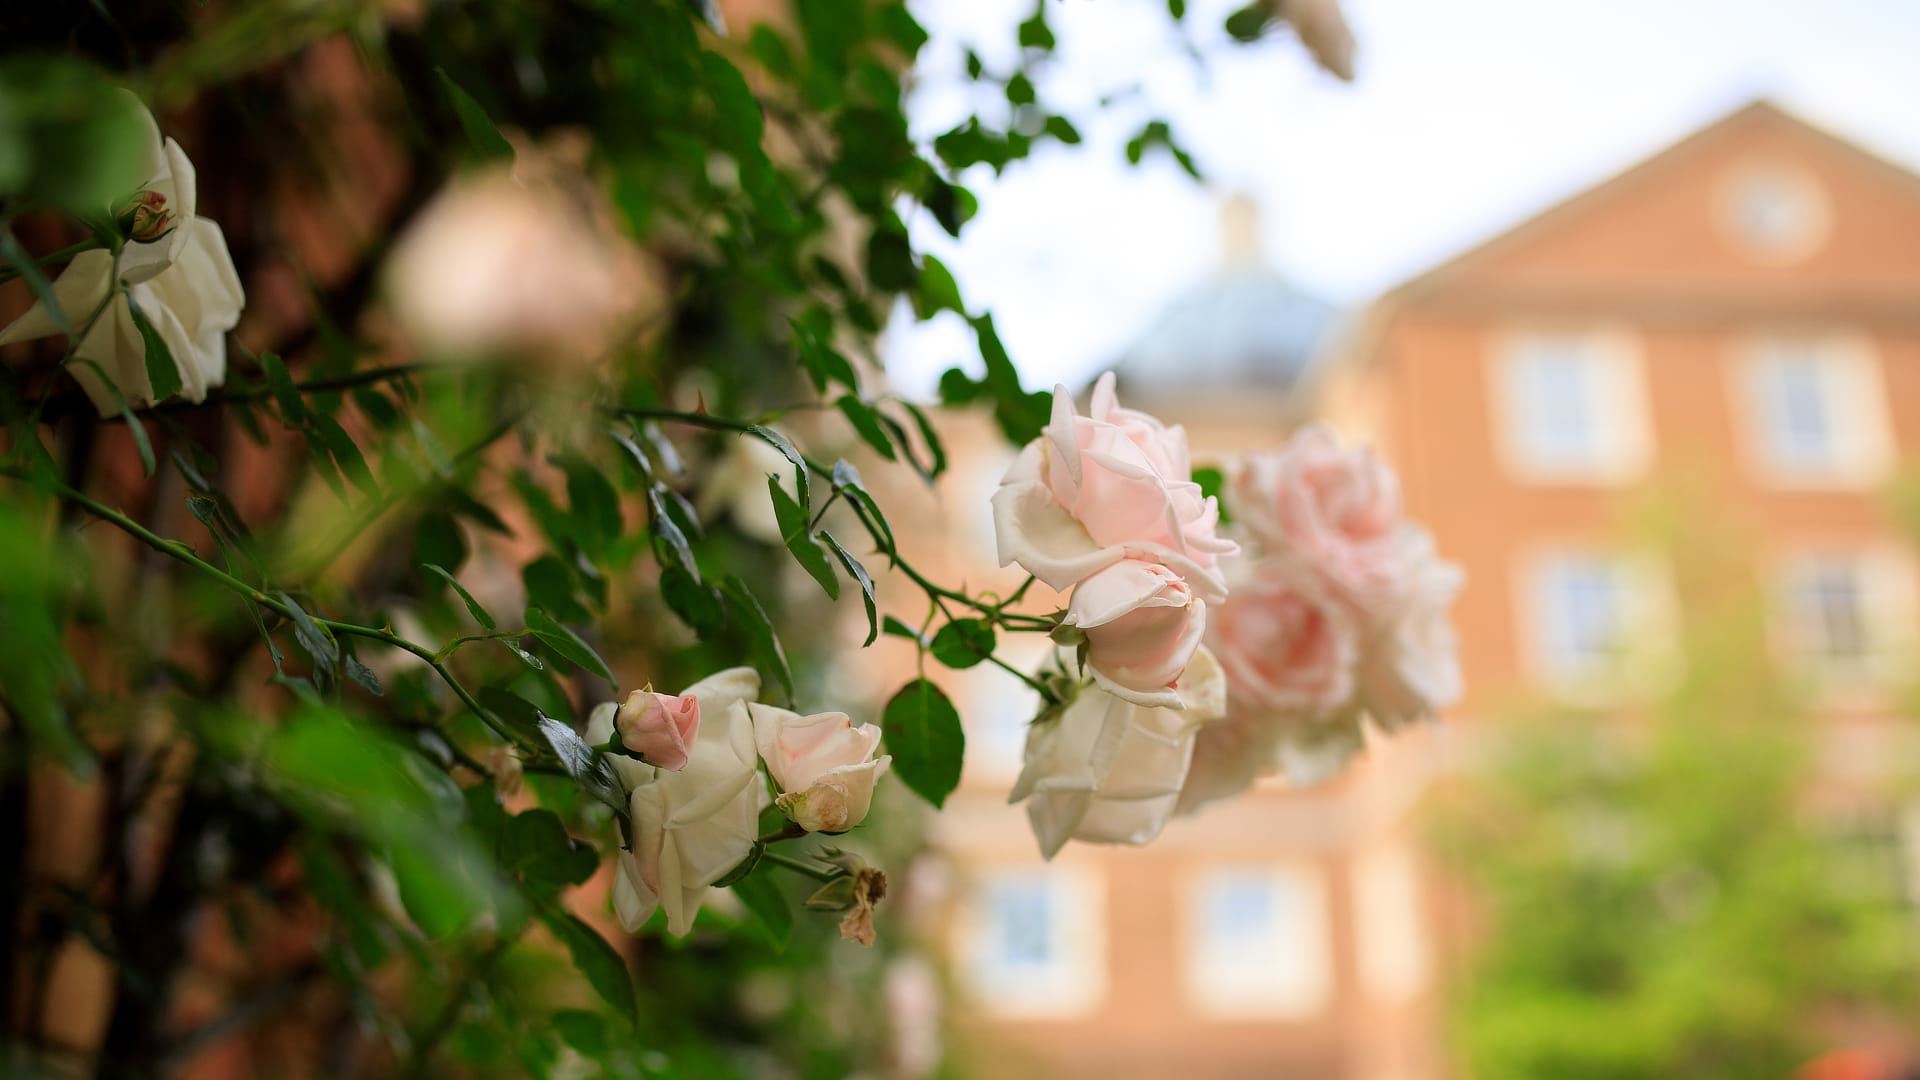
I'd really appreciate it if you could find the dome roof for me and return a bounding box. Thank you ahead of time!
[1117,267,1337,391]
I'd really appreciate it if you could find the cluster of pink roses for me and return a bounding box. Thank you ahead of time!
[1181,426,1465,810]
[585,670,890,938]
[993,377,1462,859]
[992,372,1237,706]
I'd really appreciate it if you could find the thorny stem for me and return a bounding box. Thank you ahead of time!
[0,470,534,753]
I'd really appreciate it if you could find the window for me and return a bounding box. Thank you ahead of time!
[1182,866,1330,1019]
[1493,330,1650,482]
[1519,550,1676,691]
[1739,339,1892,486]
[1775,550,1917,687]
[958,867,1105,1017]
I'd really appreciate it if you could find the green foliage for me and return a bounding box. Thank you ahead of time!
[882,678,966,808]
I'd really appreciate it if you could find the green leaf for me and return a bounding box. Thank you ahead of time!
[882,679,965,809]
[558,456,622,554]
[730,869,792,950]
[423,563,496,630]
[898,400,948,479]
[1224,3,1270,41]
[938,367,984,406]
[499,638,545,671]
[477,687,547,743]
[711,842,765,888]
[259,351,308,425]
[0,229,75,339]
[830,459,895,560]
[767,476,839,600]
[310,412,377,497]
[501,809,597,891]
[700,51,765,150]
[1006,72,1036,107]
[835,396,897,461]
[660,565,725,640]
[1018,8,1056,49]
[542,910,635,1022]
[123,291,183,403]
[931,618,996,670]
[535,715,629,814]
[866,224,917,293]
[1044,115,1082,144]
[913,254,964,319]
[70,357,154,477]
[522,555,585,623]
[1192,464,1232,525]
[344,655,384,697]
[721,576,794,704]
[525,606,614,683]
[818,530,877,646]
[435,67,514,160]
[880,615,924,644]
[415,511,468,573]
[745,425,811,511]
[647,486,699,583]
[550,1010,608,1057]
[278,592,340,693]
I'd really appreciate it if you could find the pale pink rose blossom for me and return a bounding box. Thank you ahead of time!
[749,706,890,833]
[1062,559,1209,708]
[1207,557,1358,716]
[1231,426,1413,607]
[613,689,701,771]
[1356,540,1465,729]
[992,372,1236,600]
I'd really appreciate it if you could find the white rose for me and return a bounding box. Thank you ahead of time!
[602,667,763,937]
[1061,559,1208,708]
[1010,646,1227,859]
[750,705,890,834]
[0,96,242,414]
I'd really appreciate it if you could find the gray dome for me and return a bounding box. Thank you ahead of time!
[1117,267,1337,390]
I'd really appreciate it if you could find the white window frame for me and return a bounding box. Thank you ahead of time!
[954,864,1107,1019]
[1732,334,1893,489]
[1179,863,1331,1020]
[1489,327,1652,484]
[1771,547,1918,693]
[1514,547,1679,698]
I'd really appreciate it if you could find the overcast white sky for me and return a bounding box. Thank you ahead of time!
[882,0,1920,397]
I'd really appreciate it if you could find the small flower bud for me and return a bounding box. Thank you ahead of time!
[118,190,174,244]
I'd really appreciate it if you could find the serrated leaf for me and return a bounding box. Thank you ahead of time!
[259,352,307,425]
[542,910,635,1021]
[768,475,839,600]
[745,425,810,512]
[498,638,545,671]
[536,715,629,813]
[124,292,183,402]
[525,607,614,683]
[930,618,996,670]
[818,530,877,646]
[882,678,964,809]
[344,655,385,697]
[423,563,496,630]
[720,576,793,704]
[830,459,895,560]
[647,486,699,583]
[278,592,339,694]
[71,357,154,477]
[435,67,515,160]
[660,564,725,640]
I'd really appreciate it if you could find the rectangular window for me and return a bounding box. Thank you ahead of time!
[1534,555,1626,677]
[958,867,1105,1018]
[1738,337,1892,487]
[1182,866,1330,1019]
[1774,551,1916,687]
[1493,330,1650,483]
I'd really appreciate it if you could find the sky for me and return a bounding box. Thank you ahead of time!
[882,0,1920,398]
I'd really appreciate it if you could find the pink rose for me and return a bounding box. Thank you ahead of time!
[1231,426,1411,606]
[993,372,1236,600]
[1063,559,1209,708]
[750,706,890,833]
[613,689,702,771]
[1207,557,1358,716]
[1356,542,1465,729]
